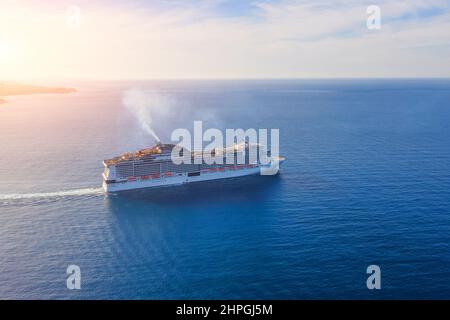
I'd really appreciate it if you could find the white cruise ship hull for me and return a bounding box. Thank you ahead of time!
[103,165,263,193]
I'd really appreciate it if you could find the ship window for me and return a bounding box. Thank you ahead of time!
[188,171,200,177]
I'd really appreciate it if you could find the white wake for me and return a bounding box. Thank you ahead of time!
[0,187,103,200]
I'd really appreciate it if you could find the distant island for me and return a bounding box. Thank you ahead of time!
[0,81,76,103]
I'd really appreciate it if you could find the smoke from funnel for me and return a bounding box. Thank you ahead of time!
[122,89,173,143]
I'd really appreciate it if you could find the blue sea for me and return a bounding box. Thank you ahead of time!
[1,79,450,299]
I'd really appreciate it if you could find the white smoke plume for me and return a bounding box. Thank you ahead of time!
[122,89,174,143]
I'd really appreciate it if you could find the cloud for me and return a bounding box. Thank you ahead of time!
[0,0,449,79]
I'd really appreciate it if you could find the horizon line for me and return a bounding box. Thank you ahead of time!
[3,76,450,83]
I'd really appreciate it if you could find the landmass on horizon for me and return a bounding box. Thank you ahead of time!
[0,81,76,103]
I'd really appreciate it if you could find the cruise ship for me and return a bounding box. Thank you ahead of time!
[102,142,284,192]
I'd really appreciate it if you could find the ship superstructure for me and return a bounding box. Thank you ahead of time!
[102,142,284,192]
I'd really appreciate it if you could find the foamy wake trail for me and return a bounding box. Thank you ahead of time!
[0,187,103,200]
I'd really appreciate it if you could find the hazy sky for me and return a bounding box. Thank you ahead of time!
[1,0,449,79]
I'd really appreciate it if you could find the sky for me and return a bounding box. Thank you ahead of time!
[0,0,449,79]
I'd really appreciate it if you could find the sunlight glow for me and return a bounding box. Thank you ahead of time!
[0,41,12,62]
[0,1,449,79]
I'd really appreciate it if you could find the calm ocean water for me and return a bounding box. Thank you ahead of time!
[1,79,450,299]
